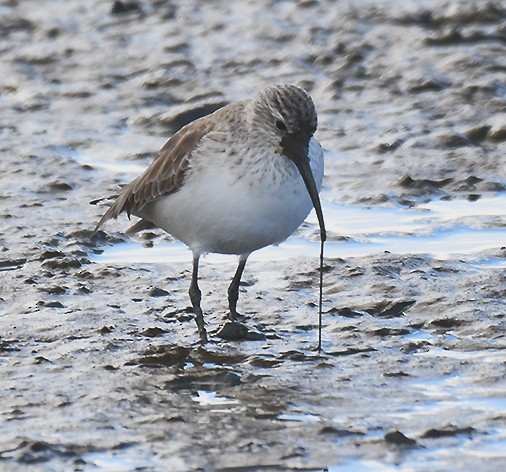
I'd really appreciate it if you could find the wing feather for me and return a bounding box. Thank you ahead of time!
[92,116,214,236]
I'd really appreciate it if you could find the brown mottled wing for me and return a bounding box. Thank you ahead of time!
[92,117,214,236]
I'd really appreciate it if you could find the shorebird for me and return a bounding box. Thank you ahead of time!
[93,84,326,345]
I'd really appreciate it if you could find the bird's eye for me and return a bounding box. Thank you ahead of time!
[276,120,287,132]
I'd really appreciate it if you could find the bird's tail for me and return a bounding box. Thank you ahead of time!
[89,191,130,238]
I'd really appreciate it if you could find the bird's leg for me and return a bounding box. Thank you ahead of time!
[189,255,208,343]
[228,255,248,322]
[218,254,265,341]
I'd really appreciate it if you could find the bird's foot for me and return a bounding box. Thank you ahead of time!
[227,310,247,323]
[198,327,208,344]
[216,321,265,341]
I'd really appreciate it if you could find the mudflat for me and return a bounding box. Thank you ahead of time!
[1,1,505,470]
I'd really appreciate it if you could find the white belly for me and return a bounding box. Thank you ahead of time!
[140,139,324,256]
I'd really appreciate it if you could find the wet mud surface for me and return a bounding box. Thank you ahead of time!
[1,0,506,470]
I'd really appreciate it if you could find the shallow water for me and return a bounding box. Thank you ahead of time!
[95,192,506,264]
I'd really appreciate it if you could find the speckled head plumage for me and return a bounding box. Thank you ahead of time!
[247,84,318,139]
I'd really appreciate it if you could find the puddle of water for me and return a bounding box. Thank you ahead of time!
[74,136,162,175]
[403,330,436,343]
[277,412,320,422]
[420,196,506,220]
[191,390,239,407]
[327,438,506,472]
[83,450,159,472]
[465,432,506,459]
[81,157,147,175]
[328,460,411,472]
[473,258,506,270]
[417,347,506,362]
[93,193,506,265]
[392,379,506,420]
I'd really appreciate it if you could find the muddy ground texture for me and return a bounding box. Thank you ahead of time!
[1,0,506,471]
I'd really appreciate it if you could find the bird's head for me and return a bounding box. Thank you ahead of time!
[248,84,326,242]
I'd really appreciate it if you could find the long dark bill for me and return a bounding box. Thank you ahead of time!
[282,133,326,353]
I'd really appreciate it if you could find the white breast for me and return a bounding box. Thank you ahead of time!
[141,137,324,256]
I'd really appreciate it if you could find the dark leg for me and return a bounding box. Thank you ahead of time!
[228,255,248,322]
[189,255,208,343]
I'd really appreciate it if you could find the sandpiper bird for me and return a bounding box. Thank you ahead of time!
[93,84,326,344]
